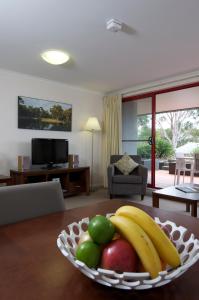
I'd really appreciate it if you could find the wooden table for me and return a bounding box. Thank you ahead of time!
[0,175,12,185]
[1,200,199,300]
[153,186,199,217]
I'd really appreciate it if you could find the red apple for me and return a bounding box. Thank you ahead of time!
[101,239,137,272]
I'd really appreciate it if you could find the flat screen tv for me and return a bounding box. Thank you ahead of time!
[32,138,68,169]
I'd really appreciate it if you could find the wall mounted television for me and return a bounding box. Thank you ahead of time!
[32,138,68,169]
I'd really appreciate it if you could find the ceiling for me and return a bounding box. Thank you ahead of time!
[1,0,199,93]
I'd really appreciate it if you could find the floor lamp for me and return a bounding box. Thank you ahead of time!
[85,117,101,191]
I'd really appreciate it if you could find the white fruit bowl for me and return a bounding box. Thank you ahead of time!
[57,214,199,290]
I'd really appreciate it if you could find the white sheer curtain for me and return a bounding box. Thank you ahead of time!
[102,95,122,187]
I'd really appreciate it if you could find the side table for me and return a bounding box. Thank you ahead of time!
[0,175,12,186]
[152,186,199,217]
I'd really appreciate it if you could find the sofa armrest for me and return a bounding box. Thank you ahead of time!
[107,164,115,190]
[108,164,115,177]
[137,164,148,184]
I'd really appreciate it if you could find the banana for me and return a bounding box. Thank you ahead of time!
[110,215,162,279]
[115,206,181,268]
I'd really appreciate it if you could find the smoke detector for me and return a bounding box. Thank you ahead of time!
[106,19,122,32]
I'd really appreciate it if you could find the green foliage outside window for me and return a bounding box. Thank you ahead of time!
[155,138,174,158]
[137,138,174,159]
[192,147,199,154]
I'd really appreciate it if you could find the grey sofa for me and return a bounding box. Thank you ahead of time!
[0,181,65,226]
[107,155,148,199]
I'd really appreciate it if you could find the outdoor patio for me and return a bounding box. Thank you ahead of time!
[148,169,199,188]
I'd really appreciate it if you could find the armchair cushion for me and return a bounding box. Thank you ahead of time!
[114,154,138,175]
[112,175,142,184]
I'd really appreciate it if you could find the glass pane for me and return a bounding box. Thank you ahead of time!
[137,141,152,185]
[122,98,152,185]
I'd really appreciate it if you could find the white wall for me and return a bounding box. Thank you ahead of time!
[0,69,103,186]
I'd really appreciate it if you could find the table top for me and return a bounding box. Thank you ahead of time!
[0,175,12,185]
[0,175,11,180]
[10,166,90,175]
[1,200,199,300]
[153,185,199,201]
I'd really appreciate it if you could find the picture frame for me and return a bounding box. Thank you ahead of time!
[18,96,72,132]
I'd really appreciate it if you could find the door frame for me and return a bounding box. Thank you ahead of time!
[122,81,199,188]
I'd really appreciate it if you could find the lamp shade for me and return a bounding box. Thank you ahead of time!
[85,117,101,131]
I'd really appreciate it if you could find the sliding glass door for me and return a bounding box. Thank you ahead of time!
[122,82,199,189]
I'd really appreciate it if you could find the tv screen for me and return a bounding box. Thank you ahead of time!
[32,138,68,168]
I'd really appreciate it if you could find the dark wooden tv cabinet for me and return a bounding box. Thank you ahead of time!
[10,167,90,197]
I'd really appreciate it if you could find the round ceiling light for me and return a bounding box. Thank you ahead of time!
[41,50,70,65]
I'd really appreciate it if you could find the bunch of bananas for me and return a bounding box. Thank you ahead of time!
[110,206,181,279]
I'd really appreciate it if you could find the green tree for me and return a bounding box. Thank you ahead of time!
[155,138,174,159]
[156,109,199,151]
[137,138,174,159]
[192,147,199,154]
[189,128,199,143]
[137,115,151,140]
[137,143,151,159]
[63,108,72,123]
[50,105,64,120]
[137,115,151,127]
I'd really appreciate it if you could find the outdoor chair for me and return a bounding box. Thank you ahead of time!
[174,157,194,185]
[190,154,199,184]
[107,155,148,200]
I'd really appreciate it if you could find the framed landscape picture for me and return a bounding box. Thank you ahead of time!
[18,96,72,131]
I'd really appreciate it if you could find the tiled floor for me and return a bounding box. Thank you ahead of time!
[64,188,199,218]
[148,170,199,188]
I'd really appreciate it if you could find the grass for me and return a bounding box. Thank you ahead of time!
[41,118,64,124]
